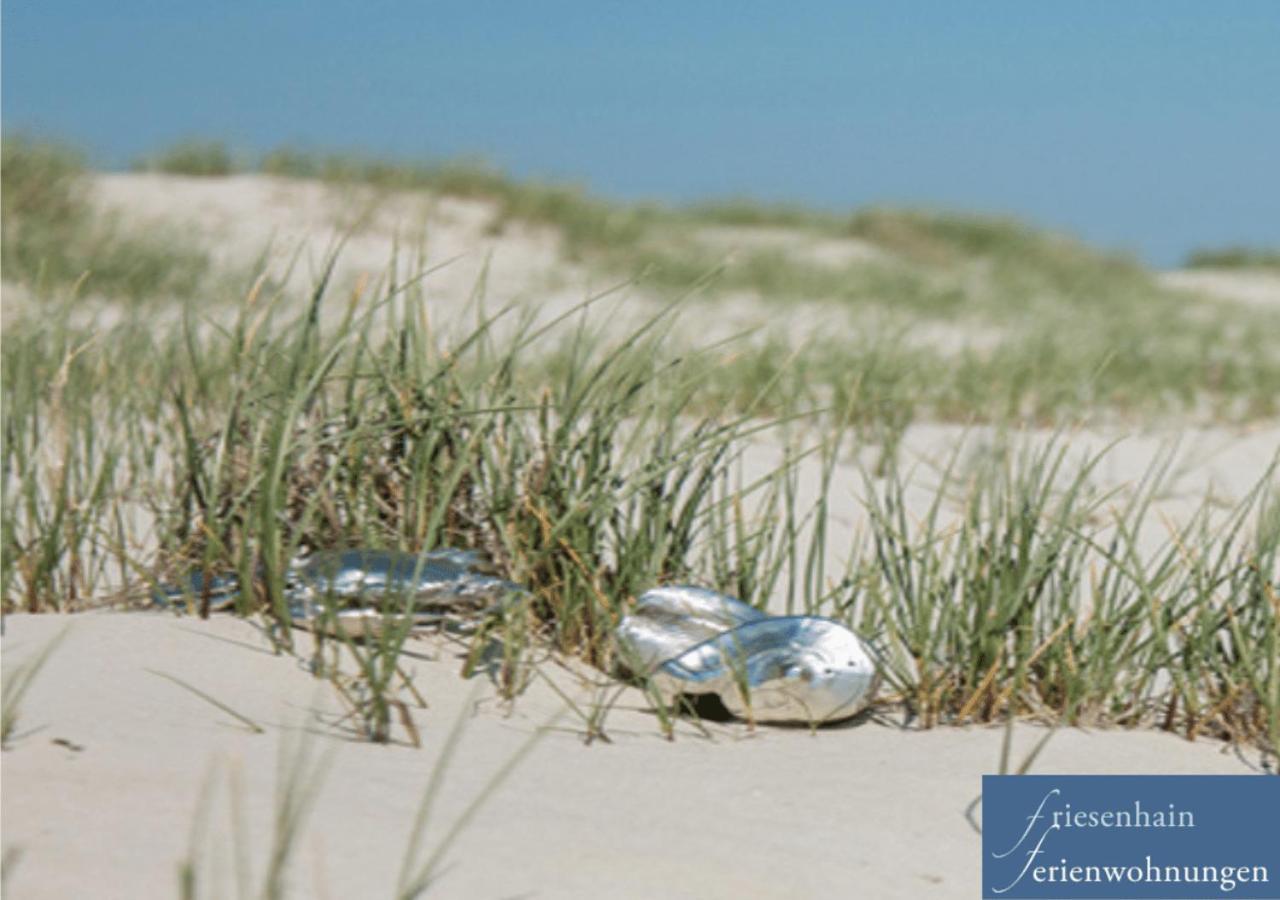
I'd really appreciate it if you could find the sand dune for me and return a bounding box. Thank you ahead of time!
[1159,267,1280,309]
[1,613,1258,900]
[4,173,1277,899]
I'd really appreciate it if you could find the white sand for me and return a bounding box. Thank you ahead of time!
[92,173,568,306]
[70,174,958,350]
[1159,268,1280,309]
[1,613,1257,900]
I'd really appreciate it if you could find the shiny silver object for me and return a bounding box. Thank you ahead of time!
[155,548,523,635]
[158,557,879,724]
[616,586,877,725]
[288,548,521,634]
[613,585,766,672]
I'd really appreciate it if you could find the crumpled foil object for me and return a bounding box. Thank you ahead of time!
[155,548,523,635]
[157,552,880,724]
[615,585,878,725]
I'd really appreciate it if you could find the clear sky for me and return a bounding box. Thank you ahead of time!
[4,1,1278,265]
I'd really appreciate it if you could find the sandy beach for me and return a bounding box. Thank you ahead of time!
[2,612,1261,900]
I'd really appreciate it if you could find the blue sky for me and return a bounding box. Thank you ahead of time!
[4,1,1278,265]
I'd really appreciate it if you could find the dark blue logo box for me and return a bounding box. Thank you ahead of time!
[982,775,1279,898]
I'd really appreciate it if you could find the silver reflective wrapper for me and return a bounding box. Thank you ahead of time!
[288,549,524,635]
[614,585,766,672]
[617,588,877,725]
[155,548,521,636]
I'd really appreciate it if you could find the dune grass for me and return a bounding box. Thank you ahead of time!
[8,136,1277,429]
[1,627,69,748]
[243,145,1163,311]
[147,668,265,735]
[2,135,213,301]
[686,309,1280,426]
[3,139,1277,754]
[394,686,559,899]
[172,685,554,899]
[242,146,1280,424]
[177,731,330,900]
[316,612,429,745]
[1185,246,1280,271]
[134,139,236,177]
[853,437,1278,749]
[2,247,1276,755]
[129,140,1158,307]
